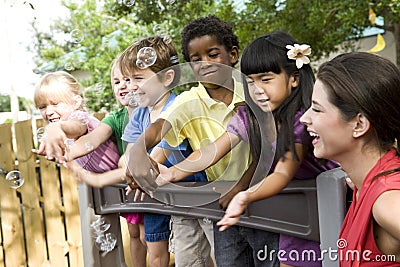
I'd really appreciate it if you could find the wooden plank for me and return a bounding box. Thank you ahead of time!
[0,214,3,267]
[60,167,84,266]
[14,120,47,266]
[39,158,68,266]
[120,217,132,267]
[0,122,25,267]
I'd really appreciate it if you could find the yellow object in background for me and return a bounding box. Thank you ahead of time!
[369,8,377,25]
[367,33,386,53]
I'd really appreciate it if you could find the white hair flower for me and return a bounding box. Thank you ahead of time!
[286,44,311,69]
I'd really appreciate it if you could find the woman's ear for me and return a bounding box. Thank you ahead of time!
[73,95,83,110]
[163,69,175,87]
[352,113,370,138]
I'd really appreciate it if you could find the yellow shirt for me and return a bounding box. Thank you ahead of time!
[159,80,251,181]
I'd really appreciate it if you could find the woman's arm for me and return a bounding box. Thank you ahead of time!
[66,123,113,161]
[156,132,241,185]
[372,190,400,257]
[217,143,306,231]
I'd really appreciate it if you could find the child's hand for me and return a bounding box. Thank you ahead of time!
[65,161,100,187]
[345,176,355,190]
[32,141,47,156]
[216,191,250,231]
[42,124,68,163]
[124,153,159,192]
[134,189,147,202]
[217,181,249,210]
[65,161,86,183]
[155,163,173,187]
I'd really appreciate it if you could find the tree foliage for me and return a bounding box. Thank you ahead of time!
[30,0,400,112]
[0,94,32,113]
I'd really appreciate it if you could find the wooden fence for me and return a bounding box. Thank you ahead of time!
[0,119,132,267]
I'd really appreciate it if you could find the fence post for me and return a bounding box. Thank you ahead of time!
[78,183,127,267]
[0,122,25,267]
[14,119,47,266]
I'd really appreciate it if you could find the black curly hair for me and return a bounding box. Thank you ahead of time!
[181,15,239,65]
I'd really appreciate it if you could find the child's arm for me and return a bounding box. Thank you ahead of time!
[217,160,257,209]
[156,132,241,186]
[124,119,172,191]
[66,156,126,188]
[34,119,88,161]
[65,123,113,161]
[217,143,306,231]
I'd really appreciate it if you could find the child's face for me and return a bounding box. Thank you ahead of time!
[187,35,238,90]
[129,68,168,108]
[112,66,133,107]
[37,97,77,123]
[246,72,296,112]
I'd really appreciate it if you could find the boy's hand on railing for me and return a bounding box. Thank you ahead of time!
[155,163,173,187]
[124,153,159,192]
[133,189,147,201]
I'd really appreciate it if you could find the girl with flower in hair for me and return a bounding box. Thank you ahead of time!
[157,31,338,267]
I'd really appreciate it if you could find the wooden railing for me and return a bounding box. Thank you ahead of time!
[0,119,132,267]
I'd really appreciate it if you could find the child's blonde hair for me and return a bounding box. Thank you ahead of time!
[34,71,85,110]
[110,54,122,90]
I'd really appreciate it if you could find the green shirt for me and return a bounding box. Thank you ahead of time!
[101,107,130,155]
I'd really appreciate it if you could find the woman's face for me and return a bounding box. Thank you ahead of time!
[300,79,356,161]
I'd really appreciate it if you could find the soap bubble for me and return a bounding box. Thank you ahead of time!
[123,0,135,7]
[136,47,157,69]
[5,170,24,189]
[95,233,117,252]
[36,127,46,142]
[85,141,94,151]
[125,91,139,107]
[70,29,84,43]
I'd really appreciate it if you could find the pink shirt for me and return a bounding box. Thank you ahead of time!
[70,111,119,173]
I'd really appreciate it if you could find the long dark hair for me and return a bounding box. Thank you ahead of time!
[241,32,315,161]
[317,52,400,178]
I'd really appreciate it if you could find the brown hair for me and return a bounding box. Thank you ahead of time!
[317,52,400,155]
[119,36,180,88]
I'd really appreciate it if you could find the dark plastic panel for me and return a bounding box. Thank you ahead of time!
[93,178,320,241]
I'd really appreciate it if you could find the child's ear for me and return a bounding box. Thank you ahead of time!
[290,73,299,88]
[163,69,175,87]
[73,95,83,110]
[229,46,239,65]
